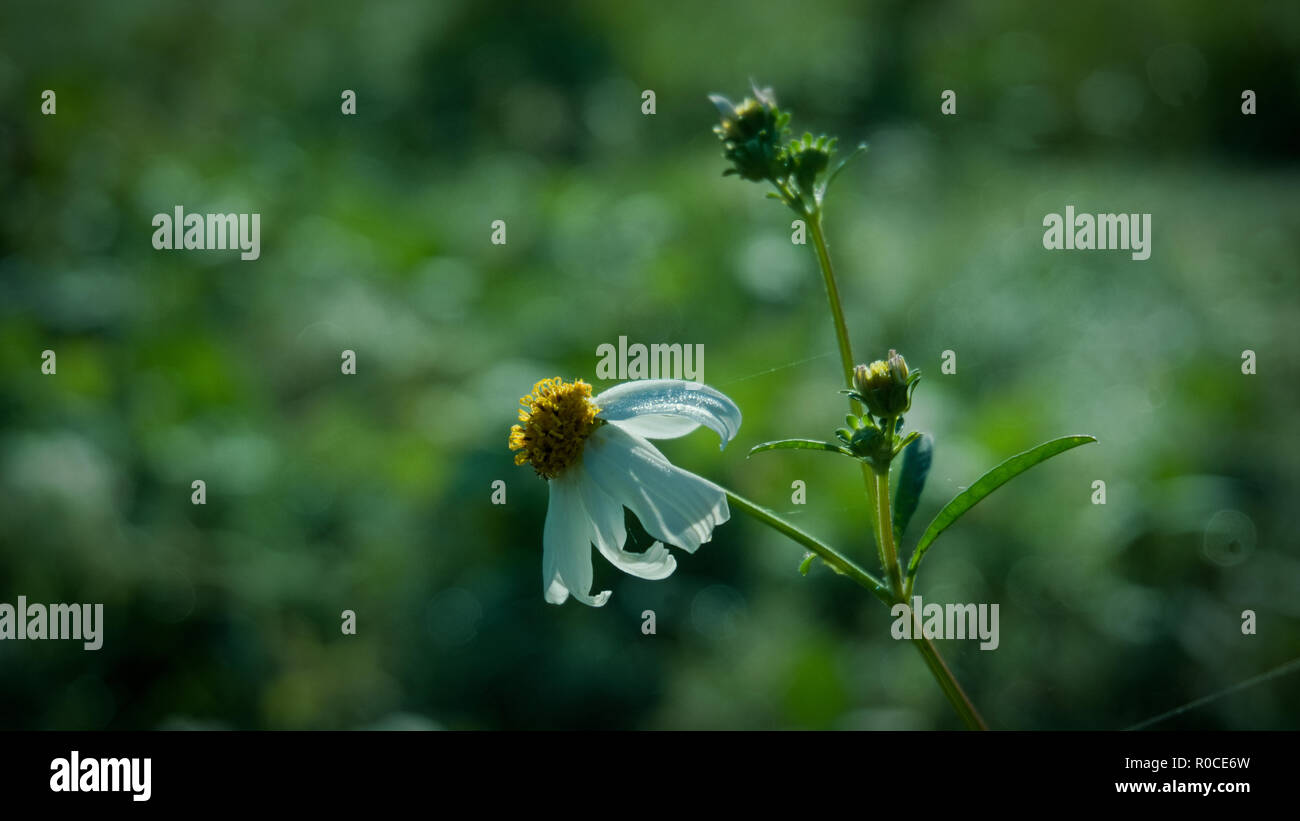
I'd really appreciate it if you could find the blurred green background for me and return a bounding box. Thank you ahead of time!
[1,0,1298,730]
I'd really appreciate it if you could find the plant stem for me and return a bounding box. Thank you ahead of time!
[727,486,988,729]
[805,209,886,569]
[807,210,857,399]
[724,489,892,606]
[911,635,989,730]
[801,203,987,730]
[873,466,904,599]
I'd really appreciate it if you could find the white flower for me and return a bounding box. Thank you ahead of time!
[509,377,742,606]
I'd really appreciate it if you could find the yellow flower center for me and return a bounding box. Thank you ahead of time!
[508,377,601,479]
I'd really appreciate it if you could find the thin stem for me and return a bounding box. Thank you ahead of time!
[806,210,858,400]
[859,462,885,571]
[728,486,988,729]
[803,207,884,571]
[873,466,904,599]
[724,489,892,606]
[725,488,986,728]
[911,635,989,730]
[794,197,987,730]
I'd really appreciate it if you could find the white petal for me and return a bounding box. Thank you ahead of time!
[578,476,677,580]
[542,470,611,607]
[593,379,741,448]
[608,414,701,440]
[541,483,571,605]
[582,423,730,554]
[544,575,570,605]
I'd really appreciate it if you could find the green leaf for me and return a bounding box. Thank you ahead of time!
[905,435,1097,590]
[825,142,868,191]
[893,430,920,457]
[748,438,856,458]
[892,433,933,543]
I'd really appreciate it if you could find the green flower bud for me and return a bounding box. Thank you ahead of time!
[717,98,769,143]
[852,349,914,418]
[851,362,881,395]
[788,132,837,201]
[707,85,869,217]
[709,85,790,183]
[888,349,909,386]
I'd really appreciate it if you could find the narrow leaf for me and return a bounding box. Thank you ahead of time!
[905,435,1097,587]
[749,438,856,458]
[825,142,868,190]
[892,433,933,542]
[893,430,920,457]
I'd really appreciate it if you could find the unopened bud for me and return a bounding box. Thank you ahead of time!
[709,85,789,183]
[852,350,915,418]
[888,349,909,385]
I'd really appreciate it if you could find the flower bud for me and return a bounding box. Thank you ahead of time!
[888,349,909,385]
[853,349,914,418]
[788,132,837,201]
[717,98,768,143]
[709,86,789,183]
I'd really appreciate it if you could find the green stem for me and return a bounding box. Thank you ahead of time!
[804,208,885,570]
[873,466,904,599]
[724,489,892,606]
[807,210,857,399]
[911,635,989,730]
[799,203,986,730]
[860,462,885,571]
[728,485,988,729]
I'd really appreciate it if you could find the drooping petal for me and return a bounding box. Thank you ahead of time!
[544,569,569,605]
[541,500,569,606]
[541,476,573,605]
[542,470,611,607]
[577,474,677,580]
[593,380,742,448]
[582,423,730,554]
